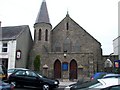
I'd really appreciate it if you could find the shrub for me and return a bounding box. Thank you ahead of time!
[34,55,40,72]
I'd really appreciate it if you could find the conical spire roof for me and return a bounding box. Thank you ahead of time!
[35,0,50,24]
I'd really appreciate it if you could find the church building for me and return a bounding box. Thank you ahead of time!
[29,0,102,80]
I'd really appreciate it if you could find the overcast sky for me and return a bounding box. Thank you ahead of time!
[0,0,119,55]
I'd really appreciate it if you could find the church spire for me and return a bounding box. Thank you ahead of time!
[35,0,50,24]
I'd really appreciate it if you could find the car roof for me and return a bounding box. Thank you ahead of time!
[97,78,120,88]
[8,68,28,70]
[103,73,120,77]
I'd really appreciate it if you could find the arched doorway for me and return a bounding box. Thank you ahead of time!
[69,59,77,79]
[54,59,61,79]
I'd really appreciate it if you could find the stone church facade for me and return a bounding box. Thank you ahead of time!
[29,0,102,80]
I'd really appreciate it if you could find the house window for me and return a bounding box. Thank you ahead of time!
[45,29,48,41]
[2,43,8,52]
[38,29,41,41]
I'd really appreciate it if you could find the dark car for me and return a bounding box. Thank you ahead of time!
[65,78,120,90]
[0,64,7,81]
[90,72,107,80]
[65,80,99,90]
[0,80,14,90]
[8,69,59,90]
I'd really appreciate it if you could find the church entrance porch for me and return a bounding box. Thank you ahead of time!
[54,59,77,80]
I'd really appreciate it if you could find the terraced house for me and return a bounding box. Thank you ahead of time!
[0,24,33,69]
[29,0,102,80]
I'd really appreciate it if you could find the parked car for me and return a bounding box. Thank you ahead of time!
[8,69,59,90]
[103,73,120,78]
[65,78,120,90]
[7,68,28,78]
[90,72,107,80]
[0,80,14,90]
[0,64,7,80]
[101,85,120,90]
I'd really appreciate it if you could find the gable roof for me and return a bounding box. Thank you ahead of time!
[0,25,30,40]
[52,14,101,45]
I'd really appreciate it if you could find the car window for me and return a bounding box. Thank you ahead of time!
[15,71,26,76]
[26,71,37,77]
[89,82,102,88]
[77,80,99,89]
[110,86,120,90]
[37,74,43,78]
[8,69,15,73]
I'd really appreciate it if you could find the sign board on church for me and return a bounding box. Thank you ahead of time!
[114,60,120,68]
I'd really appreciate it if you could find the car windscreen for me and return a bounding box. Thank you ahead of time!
[74,80,99,89]
[37,74,43,78]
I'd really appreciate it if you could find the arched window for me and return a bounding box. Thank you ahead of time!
[38,29,41,41]
[72,41,80,52]
[63,37,71,52]
[66,22,69,30]
[45,29,48,41]
[54,42,61,52]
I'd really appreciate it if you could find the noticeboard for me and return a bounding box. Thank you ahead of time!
[62,62,68,71]
[114,60,120,68]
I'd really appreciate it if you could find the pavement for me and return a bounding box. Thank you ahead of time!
[59,81,76,87]
[59,77,90,87]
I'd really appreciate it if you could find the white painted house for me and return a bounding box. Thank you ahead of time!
[0,23,33,69]
[113,36,120,59]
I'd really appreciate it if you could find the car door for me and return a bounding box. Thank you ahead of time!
[13,70,26,85]
[24,70,42,87]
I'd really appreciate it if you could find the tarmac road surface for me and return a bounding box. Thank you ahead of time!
[14,87,64,90]
[14,81,76,90]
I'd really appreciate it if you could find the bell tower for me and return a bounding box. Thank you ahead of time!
[34,0,52,52]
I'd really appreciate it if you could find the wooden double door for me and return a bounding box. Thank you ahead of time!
[54,59,77,79]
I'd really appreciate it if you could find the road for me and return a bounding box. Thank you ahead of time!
[14,81,75,90]
[14,87,65,90]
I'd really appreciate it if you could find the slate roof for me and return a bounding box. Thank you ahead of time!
[35,0,50,24]
[0,25,29,40]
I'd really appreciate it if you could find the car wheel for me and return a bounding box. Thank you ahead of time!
[43,84,49,90]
